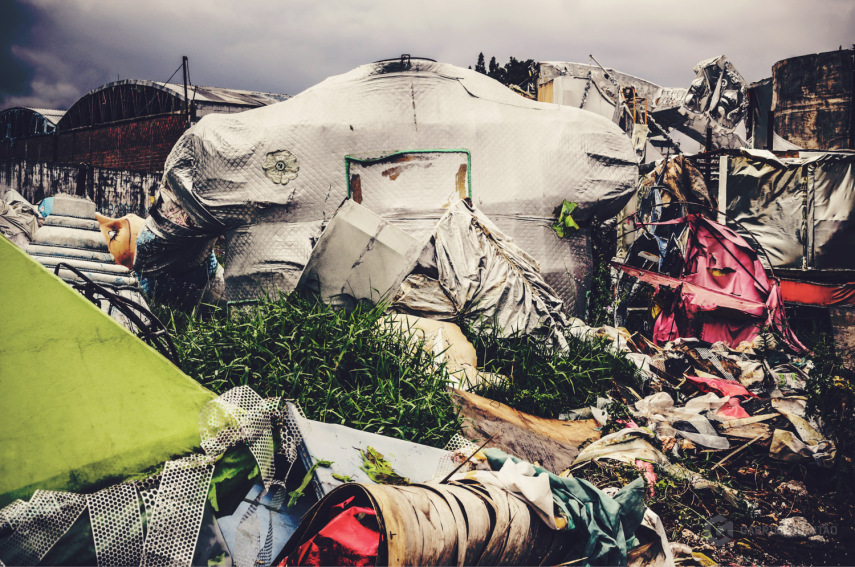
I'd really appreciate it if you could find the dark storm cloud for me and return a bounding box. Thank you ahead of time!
[3,0,854,110]
[0,0,36,102]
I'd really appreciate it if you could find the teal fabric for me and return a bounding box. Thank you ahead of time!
[484,448,646,566]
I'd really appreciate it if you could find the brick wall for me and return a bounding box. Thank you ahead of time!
[0,113,188,172]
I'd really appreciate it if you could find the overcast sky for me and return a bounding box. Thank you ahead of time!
[2,0,854,110]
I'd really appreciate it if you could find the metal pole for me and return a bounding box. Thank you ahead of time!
[182,56,189,123]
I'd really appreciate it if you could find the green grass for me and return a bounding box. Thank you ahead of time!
[153,294,461,448]
[154,293,644,447]
[465,324,643,418]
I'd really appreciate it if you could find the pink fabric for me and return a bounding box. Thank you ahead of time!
[683,216,768,303]
[685,375,758,398]
[634,460,657,497]
[617,214,806,352]
[717,398,750,419]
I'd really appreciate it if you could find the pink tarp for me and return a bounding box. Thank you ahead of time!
[685,375,758,399]
[615,214,806,352]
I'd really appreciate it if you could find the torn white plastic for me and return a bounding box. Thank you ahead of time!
[393,200,569,345]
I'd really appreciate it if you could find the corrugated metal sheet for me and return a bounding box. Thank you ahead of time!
[26,108,66,124]
[155,82,290,107]
[74,79,289,110]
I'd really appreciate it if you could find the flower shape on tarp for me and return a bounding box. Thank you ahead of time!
[262,149,299,185]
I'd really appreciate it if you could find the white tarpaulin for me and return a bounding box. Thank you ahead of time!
[137,58,637,314]
[393,200,569,342]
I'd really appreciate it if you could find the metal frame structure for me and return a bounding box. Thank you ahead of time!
[53,262,179,365]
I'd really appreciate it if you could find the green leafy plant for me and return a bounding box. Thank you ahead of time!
[464,323,642,418]
[288,460,331,508]
[359,446,409,485]
[552,200,580,238]
[153,293,462,448]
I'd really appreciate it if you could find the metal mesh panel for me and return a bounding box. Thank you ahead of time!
[134,475,161,533]
[434,434,480,478]
[199,385,276,486]
[0,490,87,566]
[140,456,215,567]
[278,402,306,484]
[693,346,736,381]
[86,483,144,567]
[0,500,27,532]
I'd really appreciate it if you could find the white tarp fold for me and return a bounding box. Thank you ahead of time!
[393,200,568,342]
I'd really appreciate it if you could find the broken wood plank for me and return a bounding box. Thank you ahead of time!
[711,434,765,470]
[452,389,601,474]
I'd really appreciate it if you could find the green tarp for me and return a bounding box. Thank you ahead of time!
[484,448,646,566]
[0,236,215,507]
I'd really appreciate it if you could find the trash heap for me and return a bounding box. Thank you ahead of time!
[3,58,853,566]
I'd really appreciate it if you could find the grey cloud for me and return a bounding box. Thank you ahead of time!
[3,0,854,110]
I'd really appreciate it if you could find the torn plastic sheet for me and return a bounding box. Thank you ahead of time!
[769,430,835,467]
[725,151,855,271]
[297,199,423,310]
[393,199,569,345]
[769,399,836,467]
[0,189,40,248]
[716,398,750,419]
[632,393,731,450]
[569,427,743,508]
[627,509,676,567]
[685,375,758,398]
[614,213,806,352]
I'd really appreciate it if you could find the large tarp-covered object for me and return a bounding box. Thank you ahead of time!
[137,58,637,316]
[724,150,855,270]
[0,235,214,507]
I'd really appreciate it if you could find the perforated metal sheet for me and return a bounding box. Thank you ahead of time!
[134,475,161,533]
[87,483,144,567]
[0,490,87,566]
[0,500,27,532]
[434,434,480,478]
[140,456,215,567]
[199,385,276,486]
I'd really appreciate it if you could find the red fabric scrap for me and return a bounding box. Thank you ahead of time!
[685,375,758,399]
[780,279,855,306]
[716,397,750,419]
[283,501,380,567]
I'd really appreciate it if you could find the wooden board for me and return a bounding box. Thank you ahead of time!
[452,389,601,474]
